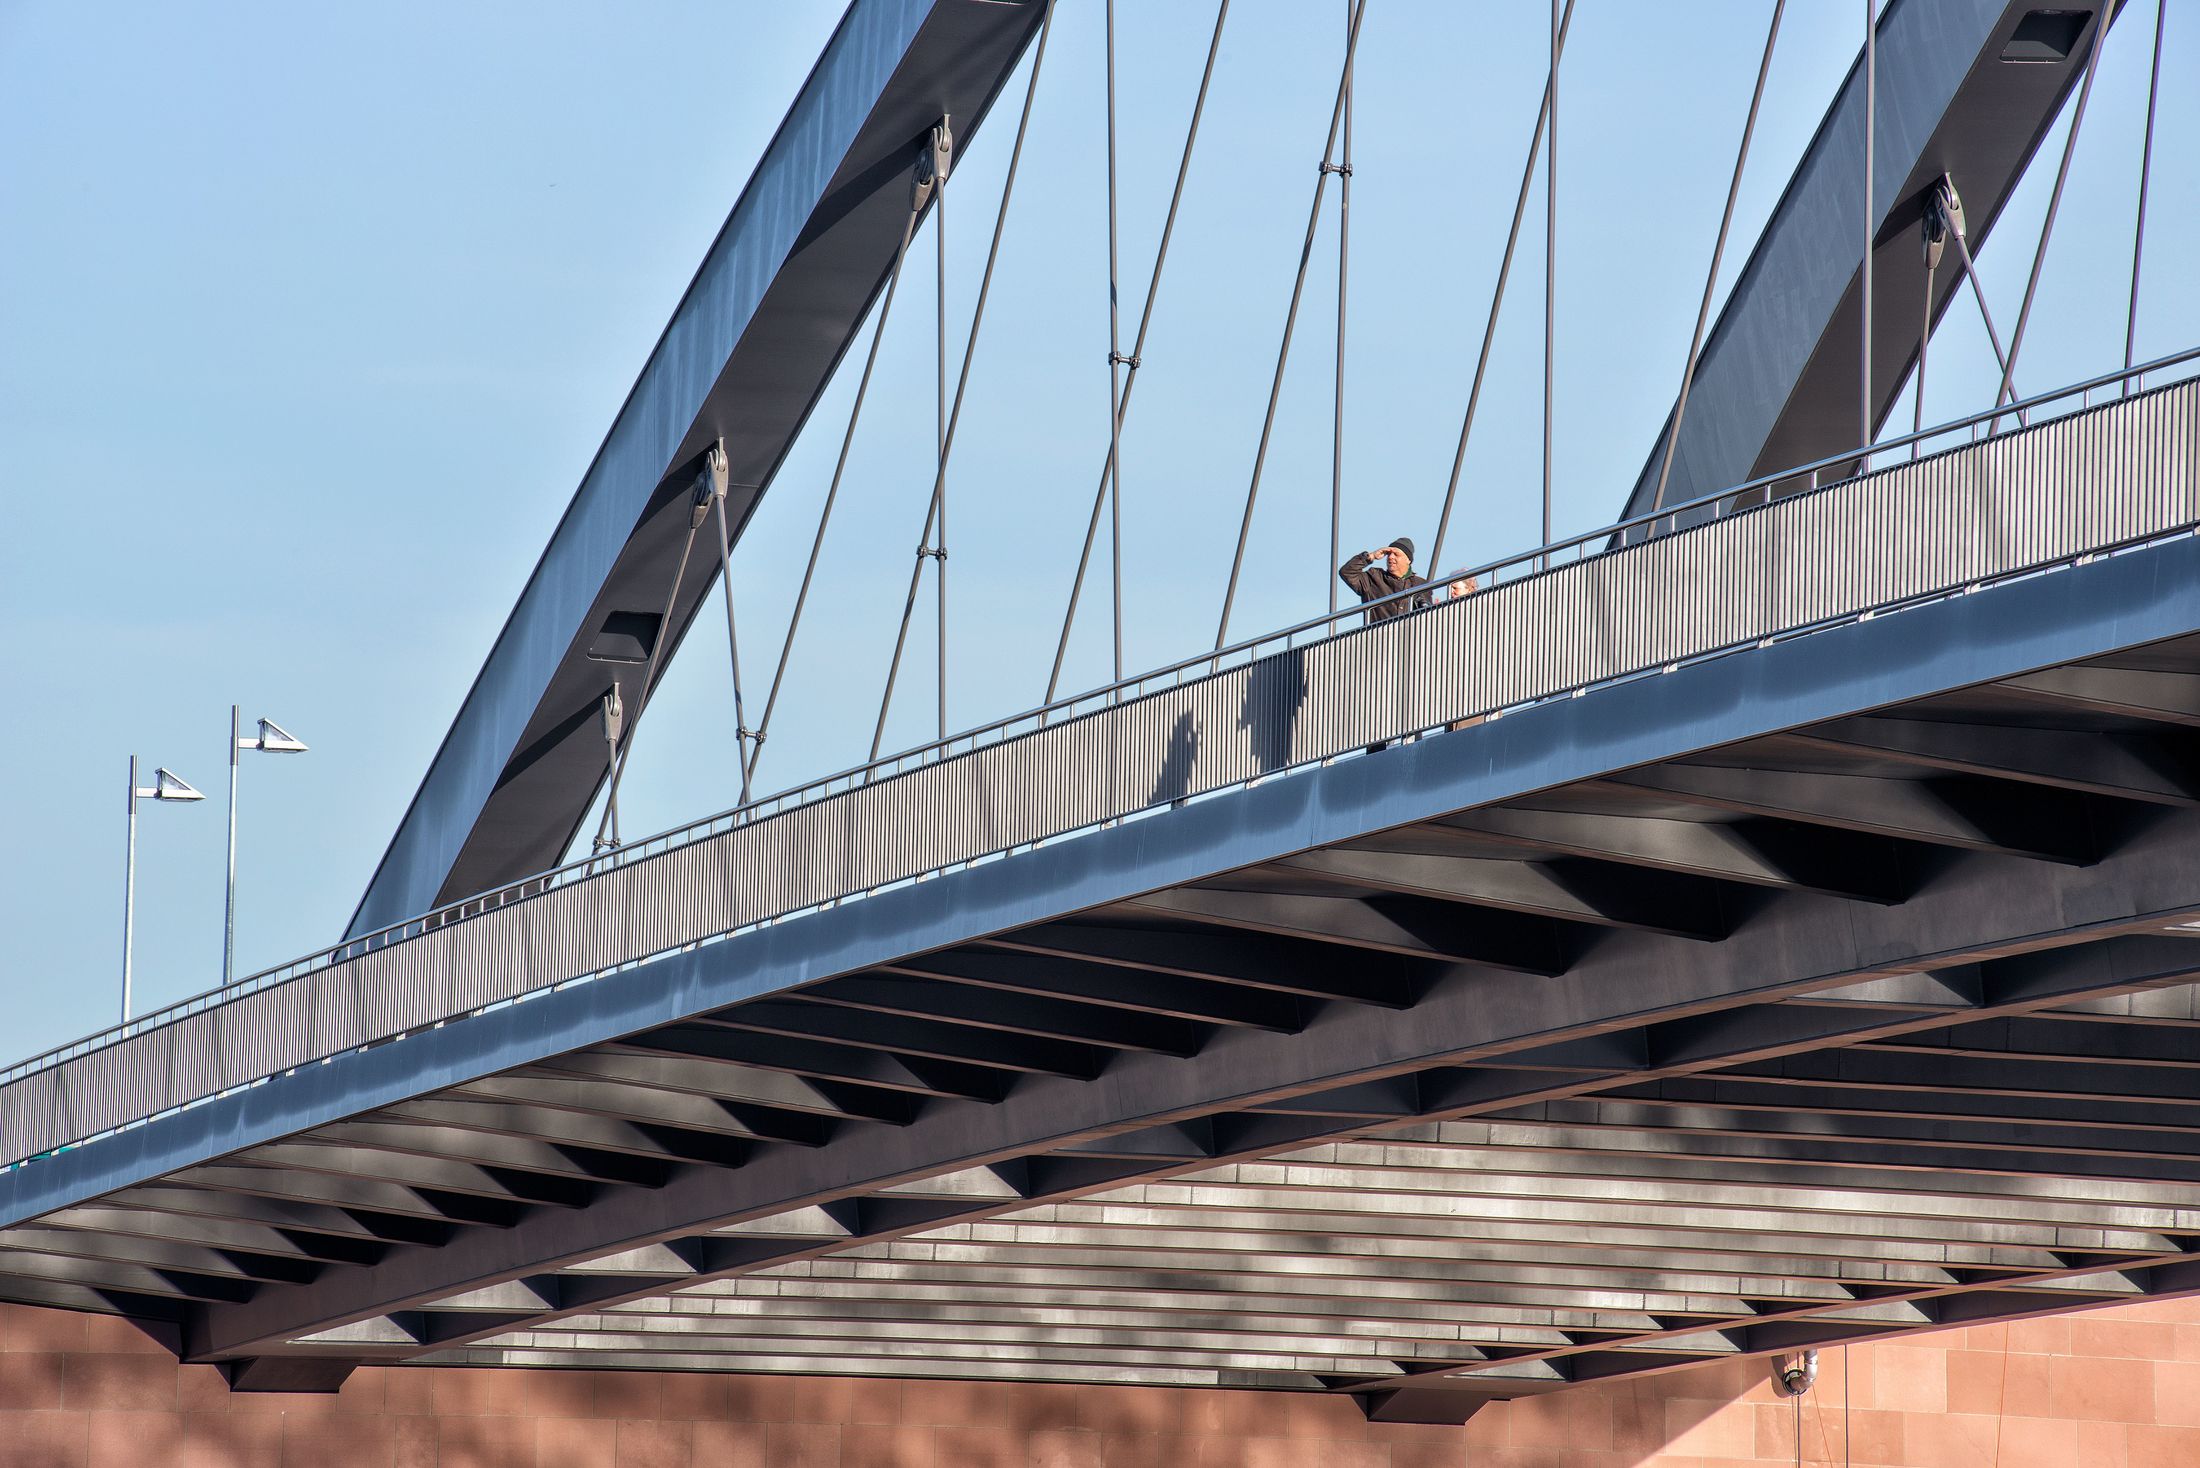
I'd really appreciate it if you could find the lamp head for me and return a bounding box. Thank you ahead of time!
[252,718,309,755]
[151,768,206,802]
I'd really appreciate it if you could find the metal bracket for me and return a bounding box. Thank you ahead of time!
[1921,200,1948,270]
[1318,161,1353,177]
[599,686,625,747]
[911,116,954,210]
[1933,175,1969,246]
[1771,1349,1820,1397]
[691,441,730,528]
[1109,351,1140,369]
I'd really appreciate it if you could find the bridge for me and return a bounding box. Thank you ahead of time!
[4,0,2195,1425]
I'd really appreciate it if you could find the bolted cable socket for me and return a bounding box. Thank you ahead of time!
[691,439,730,528]
[599,685,625,748]
[911,116,953,210]
[1932,174,1969,246]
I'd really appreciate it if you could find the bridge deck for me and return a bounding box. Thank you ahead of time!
[4,380,2199,1412]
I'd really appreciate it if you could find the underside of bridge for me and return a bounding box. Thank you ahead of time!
[1,0,2187,1429]
[6,479,2199,1416]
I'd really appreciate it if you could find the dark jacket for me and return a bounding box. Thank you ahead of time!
[1339,551,1430,624]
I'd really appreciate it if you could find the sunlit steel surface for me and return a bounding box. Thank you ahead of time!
[349,0,2120,938]
[1618,0,2122,518]
[2,383,2198,1415]
[346,0,1048,935]
[6,378,2191,1169]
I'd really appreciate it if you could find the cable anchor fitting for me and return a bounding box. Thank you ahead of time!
[1931,175,1969,247]
[1920,202,1948,271]
[691,440,730,528]
[911,116,954,211]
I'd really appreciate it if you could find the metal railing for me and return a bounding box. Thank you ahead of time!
[2,347,2196,1165]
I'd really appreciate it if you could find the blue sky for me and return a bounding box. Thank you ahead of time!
[1,1,2193,1059]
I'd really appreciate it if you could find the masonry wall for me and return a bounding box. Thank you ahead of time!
[6,1297,2200,1467]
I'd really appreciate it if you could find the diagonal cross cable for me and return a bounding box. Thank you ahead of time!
[1937,183,2016,407]
[1990,0,2119,431]
[2123,0,2166,386]
[871,1,1059,762]
[592,487,709,852]
[1213,0,1370,652]
[1045,0,1232,703]
[1651,0,1784,512]
[738,200,924,793]
[1427,0,1575,573]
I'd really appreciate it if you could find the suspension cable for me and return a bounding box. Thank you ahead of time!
[702,444,754,808]
[1939,201,2014,410]
[933,126,950,744]
[1911,239,1936,459]
[1330,0,1354,615]
[1991,0,2118,430]
[871,123,951,761]
[592,487,708,852]
[1106,0,1126,682]
[740,203,922,791]
[1651,0,1784,511]
[1860,0,1876,455]
[1046,0,1231,702]
[874,2,1060,760]
[1213,0,1369,650]
[2124,0,2166,388]
[1428,0,1575,572]
[1544,0,1558,560]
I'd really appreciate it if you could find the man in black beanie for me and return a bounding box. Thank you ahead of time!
[1338,536,1430,625]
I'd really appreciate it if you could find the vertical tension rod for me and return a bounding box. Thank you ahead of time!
[703,441,756,807]
[871,117,957,761]
[594,685,625,853]
[931,114,952,745]
[1912,197,1946,457]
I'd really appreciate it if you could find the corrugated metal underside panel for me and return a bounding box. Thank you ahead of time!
[7,384,2200,1411]
[426,1114,2197,1389]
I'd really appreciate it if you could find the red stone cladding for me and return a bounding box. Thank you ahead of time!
[7,1297,2200,1466]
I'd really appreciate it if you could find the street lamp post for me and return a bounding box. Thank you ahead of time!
[224,706,308,986]
[123,756,205,1023]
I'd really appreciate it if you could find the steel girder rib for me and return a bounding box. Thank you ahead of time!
[347,0,1049,932]
[0,534,2184,1376]
[180,615,2200,1363]
[1616,0,2121,519]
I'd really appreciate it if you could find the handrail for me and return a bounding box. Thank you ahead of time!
[4,345,2195,1092]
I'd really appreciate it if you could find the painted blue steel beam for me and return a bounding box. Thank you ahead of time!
[7,529,2193,1259]
[1621,0,2118,519]
[348,0,1047,935]
[175,534,2200,1360]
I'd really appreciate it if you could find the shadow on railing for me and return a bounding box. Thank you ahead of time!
[4,346,2195,1101]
